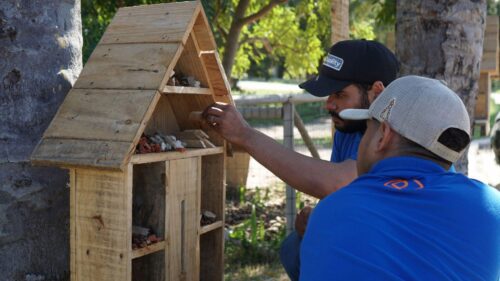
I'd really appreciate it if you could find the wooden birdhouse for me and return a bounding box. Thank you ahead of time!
[31,1,231,280]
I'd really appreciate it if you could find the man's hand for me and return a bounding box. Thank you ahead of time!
[203,102,253,146]
[295,206,313,237]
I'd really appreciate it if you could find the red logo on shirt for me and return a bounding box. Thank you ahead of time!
[384,179,424,190]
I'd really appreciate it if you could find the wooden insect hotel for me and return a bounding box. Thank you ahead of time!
[476,15,499,135]
[31,1,232,280]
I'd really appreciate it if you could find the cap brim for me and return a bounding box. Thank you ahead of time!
[299,74,352,97]
[339,109,370,120]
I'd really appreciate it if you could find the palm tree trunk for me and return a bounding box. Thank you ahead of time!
[396,0,487,173]
[0,0,82,279]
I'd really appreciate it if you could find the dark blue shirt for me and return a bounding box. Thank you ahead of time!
[301,156,500,281]
[331,131,363,163]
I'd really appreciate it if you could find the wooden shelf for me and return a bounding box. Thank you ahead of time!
[131,147,224,164]
[162,85,212,95]
[131,241,165,259]
[200,220,223,235]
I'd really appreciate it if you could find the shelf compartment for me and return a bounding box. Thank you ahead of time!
[162,85,212,95]
[132,241,165,259]
[200,220,223,235]
[131,147,223,164]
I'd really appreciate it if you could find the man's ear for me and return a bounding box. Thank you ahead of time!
[375,121,394,152]
[368,81,385,103]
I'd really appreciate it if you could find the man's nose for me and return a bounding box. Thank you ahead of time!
[325,97,337,111]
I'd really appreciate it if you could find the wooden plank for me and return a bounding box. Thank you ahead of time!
[74,43,180,90]
[481,15,499,74]
[73,168,130,281]
[100,1,200,45]
[125,91,162,166]
[201,154,225,224]
[43,89,157,142]
[143,94,180,136]
[32,138,131,170]
[199,221,223,235]
[70,169,77,281]
[131,161,166,280]
[131,147,223,164]
[200,154,225,281]
[131,241,166,259]
[475,72,490,119]
[162,85,212,95]
[200,51,231,97]
[192,10,217,51]
[125,163,133,280]
[175,33,210,88]
[165,158,200,281]
[200,229,224,281]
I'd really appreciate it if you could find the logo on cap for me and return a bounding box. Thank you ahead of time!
[380,99,395,121]
[323,54,344,71]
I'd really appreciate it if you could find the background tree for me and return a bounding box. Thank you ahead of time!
[0,0,82,279]
[202,0,330,80]
[82,0,329,81]
[396,0,487,173]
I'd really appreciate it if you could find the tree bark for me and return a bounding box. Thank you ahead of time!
[221,0,287,79]
[330,0,349,44]
[396,0,487,174]
[0,0,82,279]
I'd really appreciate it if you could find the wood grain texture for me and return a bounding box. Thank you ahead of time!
[481,15,499,74]
[144,94,180,136]
[200,51,231,97]
[165,158,201,281]
[175,33,210,88]
[73,168,130,281]
[100,1,200,44]
[192,10,216,51]
[200,154,225,281]
[75,43,180,90]
[43,89,156,142]
[130,147,223,164]
[475,72,490,119]
[162,85,212,95]
[32,138,131,169]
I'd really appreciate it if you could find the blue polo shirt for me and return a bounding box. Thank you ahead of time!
[331,131,363,163]
[300,156,500,281]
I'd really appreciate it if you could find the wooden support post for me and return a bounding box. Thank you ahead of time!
[294,111,321,159]
[283,102,296,234]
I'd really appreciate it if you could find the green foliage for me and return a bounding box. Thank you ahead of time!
[202,0,329,79]
[349,0,395,41]
[226,187,286,266]
[81,0,176,63]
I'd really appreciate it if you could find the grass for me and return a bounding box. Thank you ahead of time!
[224,185,318,280]
[225,263,288,281]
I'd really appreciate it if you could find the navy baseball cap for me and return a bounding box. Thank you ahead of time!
[299,40,399,97]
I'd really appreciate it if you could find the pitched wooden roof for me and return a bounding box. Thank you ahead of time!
[31,1,232,170]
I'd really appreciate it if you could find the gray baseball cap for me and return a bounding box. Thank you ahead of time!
[340,75,470,163]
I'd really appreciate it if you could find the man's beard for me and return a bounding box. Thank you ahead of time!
[329,110,367,133]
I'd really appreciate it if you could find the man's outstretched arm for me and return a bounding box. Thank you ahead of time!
[204,102,357,199]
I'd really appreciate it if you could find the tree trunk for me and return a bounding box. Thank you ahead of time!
[0,1,82,280]
[222,0,250,80]
[396,0,487,174]
[221,0,287,80]
[330,0,349,44]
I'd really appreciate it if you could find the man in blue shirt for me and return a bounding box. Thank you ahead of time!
[204,40,399,281]
[300,76,500,280]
